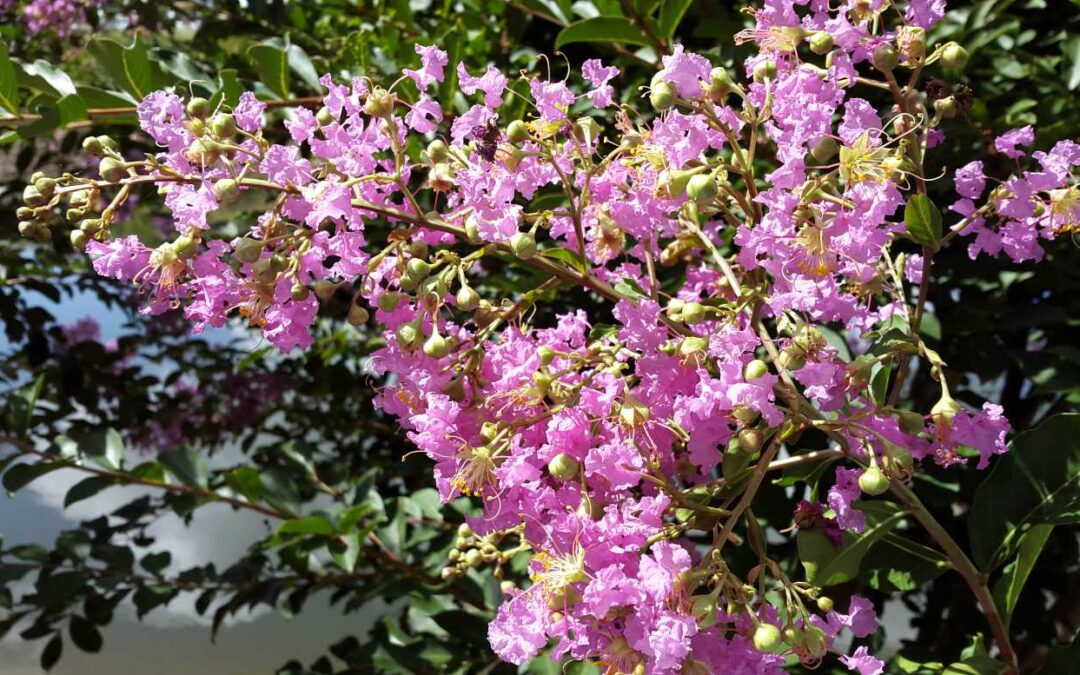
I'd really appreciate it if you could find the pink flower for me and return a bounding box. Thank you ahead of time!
[530,78,576,122]
[658,44,712,98]
[582,59,619,108]
[827,467,866,532]
[403,44,448,90]
[995,125,1035,159]
[457,63,507,108]
[841,646,885,675]
[404,96,443,133]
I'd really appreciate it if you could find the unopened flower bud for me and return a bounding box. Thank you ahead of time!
[872,44,899,73]
[455,284,480,311]
[738,428,763,453]
[934,96,958,119]
[810,136,838,163]
[98,157,126,183]
[858,465,890,495]
[174,235,198,259]
[363,87,396,118]
[752,59,777,83]
[940,42,970,70]
[423,329,451,359]
[395,322,422,351]
[426,139,450,163]
[314,279,338,300]
[510,231,537,259]
[214,178,241,204]
[347,303,370,326]
[34,176,56,198]
[753,623,782,652]
[744,359,768,380]
[506,120,529,144]
[80,218,102,235]
[234,237,264,263]
[548,453,580,481]
[649,80,676,111]
[778,348,806,371]
[686,174,718,202]
[290,282,310,301]
[816,596,834,613]
[22,185,47,207]
[377,292,402,312]
[681,301,706,324]
[538,345,556,367]
[316,106,336,126]
[707,67,734,101]
[69,229,88,249]
[897,409,924,436]
[186,97,211,119]
[406,257,432,279]
[808,31,834,55]
[82,136,104,156]
[210,112,237,137]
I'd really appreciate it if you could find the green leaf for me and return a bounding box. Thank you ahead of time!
[87,36,174,99]
[248,39,291,99]
[862,533,953,591]
[1062,36,1080,90]
[3,461,63,494]
[541,247,588,275]
[969,413,1080,569]
[140,551,172,575]
[555,17,651,50]
[40,632,62,671]
[904,193,943,251]
[17,60,77,98]
[330,530,361,573]
[1041,632,1080,674]
[0,43,19,113]
[991,523,1052,629]
[658,0,693,40]
[158,445,209,489]
[81,428,124,471]
[279,515,337,536]
[799,501,907,586]
[68,615,102,653]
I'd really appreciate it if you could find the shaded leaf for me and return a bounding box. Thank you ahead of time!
[555,17,651,50]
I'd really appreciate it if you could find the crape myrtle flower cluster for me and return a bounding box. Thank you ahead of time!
[0,0,102,36]
[19,0,1079,671]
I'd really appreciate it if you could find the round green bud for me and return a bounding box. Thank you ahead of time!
[538,345,556,367]
[464,219,482,244]
[98,157,126,183]
[34,176,57,198]
[940,42,970,70]
[186,97,212,119]
[363,87,396,118]
[455,285,480,311]
[377,292,402,312]
[681,301,706,324]
[506,120,530,144]
[931,394,962,425]
[678,336,709,358]
[897,409,925,436]
[686,174,718,202]
[22,185,47,207]
[808,31,834,55]
[423,331,451,359]
[347,303,370,326]
[778,348,806,371]
[210,112,237,138]
[752,623,783,652]
[707,67,734,101]
[82,135,104,156]
[69,229,88,249]
[810,136,838,163]
[548,453,580,481]
[738,428,763,454]
[440,566,456,580]
[396,323,422,351]
[406,257,431,279]
[744,359,769,381]
[753,59,777,83]
[872,44,899,73]
[816,596,834,613]
[213,178,241,204]
[316,106,335,127]
[314,279,338,300]
[649,80,676,111]
[859,465,890,496]
[510,231,538,260]
[234,237,264,263]
[80,218,103,235]
[426,139,449,163]
[290,282,310,302]
[463,548,483,567]
[98,136,119,152]
[16,207,36,221]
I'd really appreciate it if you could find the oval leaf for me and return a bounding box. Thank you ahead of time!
[904,193,943,250]
[555,18,651,50]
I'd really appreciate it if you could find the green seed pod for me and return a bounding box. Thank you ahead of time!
[548,453,580,481]
[681,301,706,324]
[752,59,777,83]
[510,231,538,259]
[347,303,370,326]
[423,329,451,359]
[455,285,480,311]
[186,97,212,119]
[363,87,396,118]
[940,42,970,70]
[506,120,530,144]
[34,176,57,198]
[234,237,264,263]
[744,359,769,380]
[931,393,962,427]
[316,106,335,126]
[859,465,890,495]
[82,136,104,156]
[649,80,676,111]
[707,67,734,102]
[753,623,782,652]
[406,257,432,279]
[395,322,422,351]
[22,185,47,207]
[80,218,103,235]
[290,282,310,302]
[426,139,450,163]
[686,174,718,202]
[738,428,764,454]
[897,409,925,436]
[872,44,899,73]
[214,178,241,204]
[98,157,126,183]
[377,292,402,312]
[808,31,834,55]
[778,348,806,371]
[69,229,88,249]
[210,112,237,138]
[810,136,838,163]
